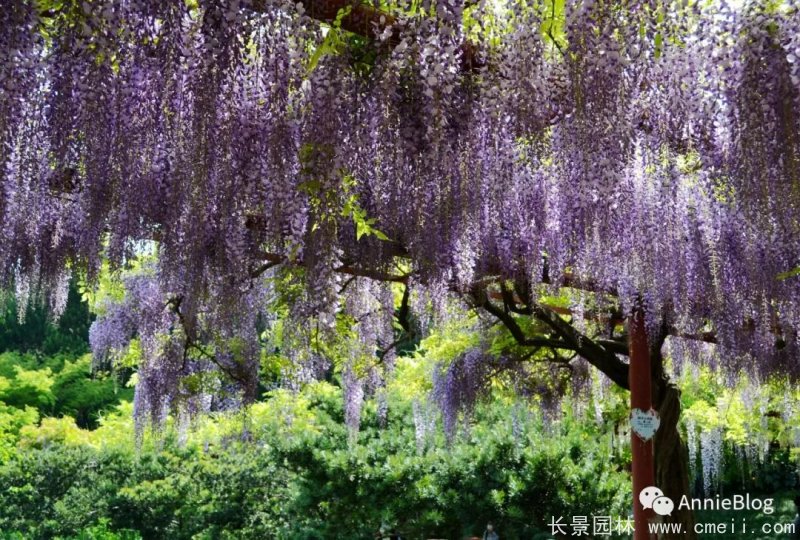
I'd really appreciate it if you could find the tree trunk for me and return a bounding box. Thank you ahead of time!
[651,345,696,539]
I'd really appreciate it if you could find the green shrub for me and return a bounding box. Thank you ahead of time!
[0,394,629,539]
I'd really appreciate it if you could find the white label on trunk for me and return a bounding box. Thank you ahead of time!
[631,408,660,441]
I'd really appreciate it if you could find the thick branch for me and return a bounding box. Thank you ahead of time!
[474,287,583,351]
[252,0,482,70]
[256,252,409,282]
[596,338,629,356]
[529,302,631,390]
[397,284,411,334]
[167,295,251,388]
[475,284,630,388]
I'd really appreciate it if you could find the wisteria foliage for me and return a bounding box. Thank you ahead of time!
[2,0,800,427]
[88,269,267,434]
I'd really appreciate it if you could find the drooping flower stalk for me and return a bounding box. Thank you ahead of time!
[0,0,798,431]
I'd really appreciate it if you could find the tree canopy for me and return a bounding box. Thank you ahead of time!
[2,0,799,430]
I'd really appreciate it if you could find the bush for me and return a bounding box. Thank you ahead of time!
[0,389,629,539]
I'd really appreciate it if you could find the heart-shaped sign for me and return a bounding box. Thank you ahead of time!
[630,408,661,441]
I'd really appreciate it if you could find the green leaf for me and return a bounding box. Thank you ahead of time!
[777,266,800,280]
[539,0,566,50]
[355,220,369,241]
[305,6,352,75]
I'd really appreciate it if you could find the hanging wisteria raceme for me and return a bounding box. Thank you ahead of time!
[699,427,724,496]
[685,417,698,488]
[412,397,436,453]
[431,347,515,439]
[2,0,800,428]
[89,269,267,435]
[89,273,186,434]
[679,372,800,497]
[510,400,532,446]
[342,361,365,441]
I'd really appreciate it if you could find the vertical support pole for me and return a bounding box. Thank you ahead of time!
[629,307,655,540]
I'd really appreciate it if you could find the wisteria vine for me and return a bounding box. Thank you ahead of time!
[2,0,800,430]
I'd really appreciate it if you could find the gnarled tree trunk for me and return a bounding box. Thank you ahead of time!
[652,343,696,539]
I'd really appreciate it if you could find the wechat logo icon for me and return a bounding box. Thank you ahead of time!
[639,486,674,516]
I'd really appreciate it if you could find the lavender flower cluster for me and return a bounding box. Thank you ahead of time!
[1,0,800,430]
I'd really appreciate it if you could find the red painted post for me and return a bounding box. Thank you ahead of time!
[629,307,655,540]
